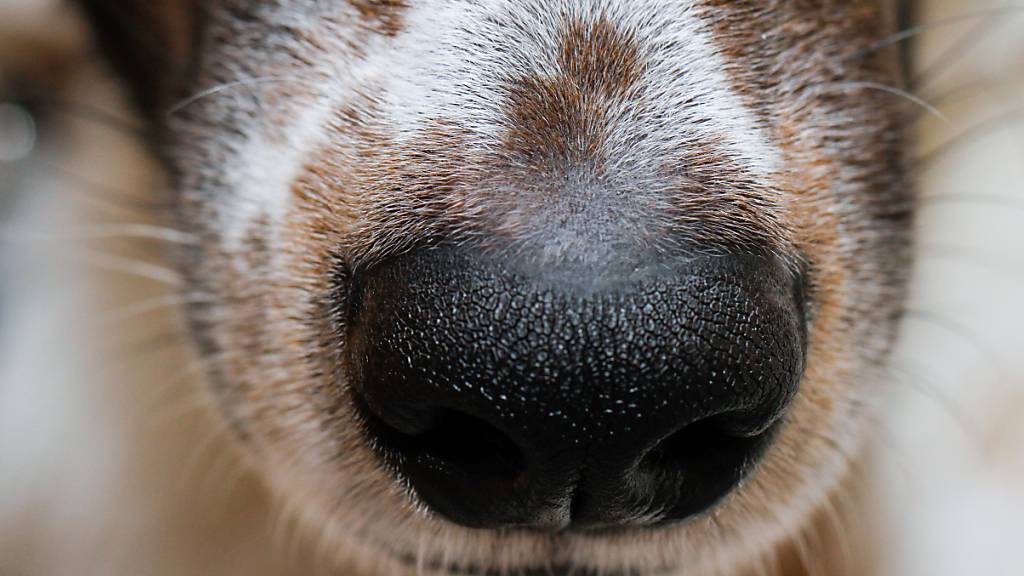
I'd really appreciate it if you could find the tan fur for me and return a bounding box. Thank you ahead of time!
[5,1,1022,575]
[173,4,908,575]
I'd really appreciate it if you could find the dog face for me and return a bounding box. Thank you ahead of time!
[79,1,912,574]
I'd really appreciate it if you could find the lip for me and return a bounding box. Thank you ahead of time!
[379,547,668,576]
[357,512,683,576]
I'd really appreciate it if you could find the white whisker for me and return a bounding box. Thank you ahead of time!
[0,223,194,246]
[912,0,1019,91]
[857,5,1024,58]
[918,243,1024,282]
[902,308,1007,380]
[889,360,986,453]
[166,75,313,115]
[95,292,215,330]
[77,249,182,285]
[822,80,952,127]
[915,106,1024,171]
[71,223,197,244]
[918,192,1024,210]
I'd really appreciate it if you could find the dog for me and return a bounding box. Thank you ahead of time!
[1,1,1022,575]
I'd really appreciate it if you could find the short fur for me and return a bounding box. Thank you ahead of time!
[4,1,923,575]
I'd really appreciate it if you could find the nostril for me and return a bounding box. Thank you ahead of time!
[641,415,771,475]
[358,400,528,482]
[624,413,778,525]
[355,395,532,524]
[404,409,527,484]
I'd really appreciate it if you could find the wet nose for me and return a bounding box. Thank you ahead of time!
[345,245,805,531]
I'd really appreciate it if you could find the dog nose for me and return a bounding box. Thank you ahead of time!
[346,245,805,531]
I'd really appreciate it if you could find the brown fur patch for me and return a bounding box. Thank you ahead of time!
[283,10,807,272]
[501,16,641,167]
[347,0,408,37]
[294,112,479,265]
[557,17,642,99]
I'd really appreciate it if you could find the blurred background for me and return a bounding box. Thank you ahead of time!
[873,0,1024,574]
[0,0,1022,575]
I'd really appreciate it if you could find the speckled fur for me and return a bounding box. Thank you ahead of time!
[70,1,912,574]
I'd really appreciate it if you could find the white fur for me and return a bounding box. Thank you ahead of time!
[2,1,1024,575]
[195,0,782,253]
[375,0,778,171]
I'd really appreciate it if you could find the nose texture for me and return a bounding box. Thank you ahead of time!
[345,246,806,531]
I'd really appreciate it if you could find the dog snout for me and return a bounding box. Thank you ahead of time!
[345,245,806,531]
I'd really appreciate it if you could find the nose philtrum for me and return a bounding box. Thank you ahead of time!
[345,245,806,530]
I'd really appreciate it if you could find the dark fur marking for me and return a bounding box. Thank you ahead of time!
[347,0,409,37]
[501,16,641,167]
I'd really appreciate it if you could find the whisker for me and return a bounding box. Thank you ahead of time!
[856,5,1024,58]
[176,405,238,494]
[820,81,951,127]
[821,495,852,576]
[0,223,196,245]
[68,223,197,244]
[114,326,188,362]
[43,162,172,216]
[1,86,145,138]
[922,69,1024,115]
[901,308,1007,379]
[0,225,181,284]
[914,106,1024,172]
[888,359,986,455]
[917,243,1024,282]
[268,496,299,570]
[75,249,182,285]
[917,192,1024,211]
[146,350,237,427]
[911,0,1019,92]
[166,75,314,116]
[861,408,918,490]
[790,521,824,576]
[52,324,188,416]
[47,99,144,137]
[95,292,214,331]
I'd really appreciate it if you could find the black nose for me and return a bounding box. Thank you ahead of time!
[345,246,805,531]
